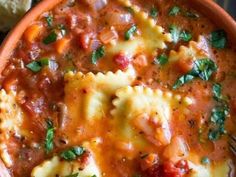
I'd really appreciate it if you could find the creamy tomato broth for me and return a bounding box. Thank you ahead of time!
[0,0,236,176]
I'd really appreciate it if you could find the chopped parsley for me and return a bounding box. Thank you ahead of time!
[45,119,54,153]
[65,173,79,177]
[180,30,192,42]
[201,157,210,165]
[213,83,222,101]
[60,146,85,161]
[154,54,168,65]
[125,25,137,40]
[45,15,53,28]
[173,58,217,89]
[91,175,97,177]
[169,6,181,16]
[26,58,51,73]
[91,46,105,64]
[209,29,227,49]
[169,25,181,43]
[43,31,57,44]
[150,7,158,18]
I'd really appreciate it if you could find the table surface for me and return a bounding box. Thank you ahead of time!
[0,0,235,44]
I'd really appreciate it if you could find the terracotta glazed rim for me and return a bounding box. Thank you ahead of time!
[0,0,235,74]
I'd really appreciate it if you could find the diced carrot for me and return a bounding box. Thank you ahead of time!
[55,38,71,54]
[133,54,148,67]
[24,24,43,43]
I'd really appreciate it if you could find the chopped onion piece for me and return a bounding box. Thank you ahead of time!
[106,12,132,26]
[99,27,118,44]
[86,0,107,10]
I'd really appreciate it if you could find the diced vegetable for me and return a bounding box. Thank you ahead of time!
[179,31,192,42]
[24,24,42,43]
[99,27,118,44]
[169,6,181,16]
[133,54,148,66]
[125,25,137,40]
[86,0,107,10]
[173,58,217,89]
[60,146,85,161]
[43,31,57,44]
[55,38,71,54]
[150,7,158,18]
[210,29,227,49]
[45,119,54,153]
[154,54,168,65]
[91,46,105,64]
[113,53,130,70]
[105,11,132,27]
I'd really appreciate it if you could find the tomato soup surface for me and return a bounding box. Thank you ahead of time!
[0,0,236,177]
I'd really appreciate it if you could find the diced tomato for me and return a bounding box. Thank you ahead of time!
[142,160,189,177]
[113,53,130,70]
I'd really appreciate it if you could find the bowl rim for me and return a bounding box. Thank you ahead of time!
[0,0,235,74]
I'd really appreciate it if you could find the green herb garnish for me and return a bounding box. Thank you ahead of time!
[154,54,168,65]
[65,173,79,177]
[45,119,54,153]
[169,25,181,43]
[26,58,51,73]
[60,146,85,161]
[169,6,181,16]
[125,25,137,40]
[91,46,105,64]
[45,15,53,27]
[150,7,158,18]
[124,6,134,14]
[201,157,210,165]
[173,58,217,89]
[213,83,222,101]
[180,31,192,42]
[210,29,227,49]
[43,31,57,44]
[91,175,97,177]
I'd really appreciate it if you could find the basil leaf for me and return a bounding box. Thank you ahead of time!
[45,120,54,153]
[26,61,42,73]
[65,173,79,177]
[91,46,105,64]
[60,146,85,161]
[43,31,57,44]
[180,31,192,42]
[45,15,53,28]
[169,25,181,43]
[150,7,158,18]
[125,25,137,40]
[190,58,217,81]
[173,74,195,89]
[169,6,181,16]
[213,83,222,101]
[154,54,168,65]
[210,29,227,49]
